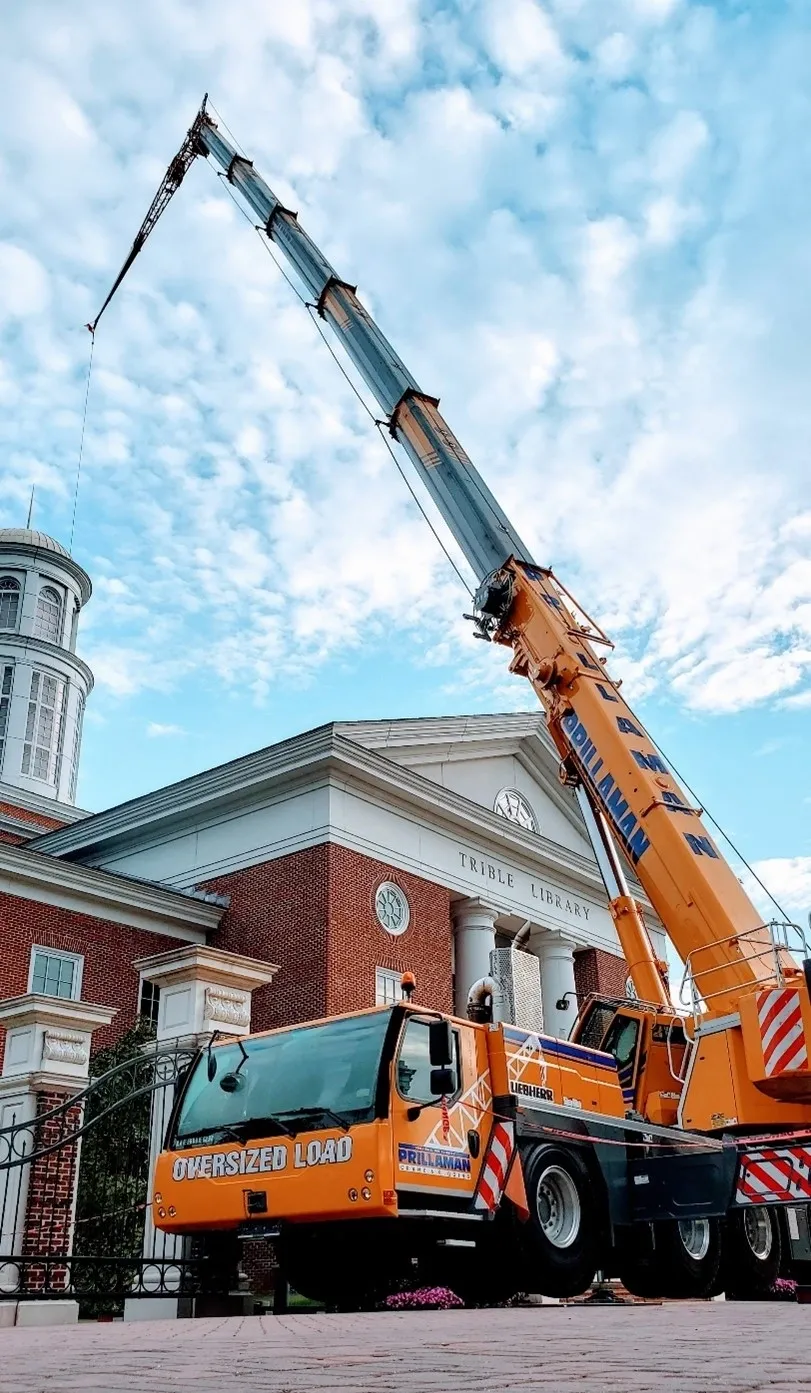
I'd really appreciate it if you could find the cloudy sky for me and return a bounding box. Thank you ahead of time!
[1,0,809,920]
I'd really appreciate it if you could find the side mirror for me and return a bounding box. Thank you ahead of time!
[429,1020,454,1066]
[430,1066,457,1097]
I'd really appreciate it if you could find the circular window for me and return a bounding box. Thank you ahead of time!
[374,881,410,936]
[494,788,538,833]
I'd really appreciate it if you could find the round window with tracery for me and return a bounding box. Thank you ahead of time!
[494,788,538,833]
[374,881,410,936]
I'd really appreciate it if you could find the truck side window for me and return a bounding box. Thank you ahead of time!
[601,1014,641,1090]
[396,1018,459,1105]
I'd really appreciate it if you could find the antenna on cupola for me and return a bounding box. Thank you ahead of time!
[25,486,35,529]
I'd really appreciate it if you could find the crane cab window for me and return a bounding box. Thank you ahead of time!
[600,1013,641,1090]
[395,1018,460,1106]
[576,1001,617,1051]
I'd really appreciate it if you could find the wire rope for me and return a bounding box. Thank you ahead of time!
[69,330,95,554]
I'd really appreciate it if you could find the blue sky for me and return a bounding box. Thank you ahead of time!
[1,0,809,919]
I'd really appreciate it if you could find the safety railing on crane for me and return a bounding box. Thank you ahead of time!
[679,920,810,1026]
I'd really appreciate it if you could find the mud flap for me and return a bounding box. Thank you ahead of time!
[474,1120,529,1220]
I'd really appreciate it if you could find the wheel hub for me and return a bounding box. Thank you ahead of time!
[742,1206,773,1261]
[677,1218,710,1261]
[536,1165,580,1250]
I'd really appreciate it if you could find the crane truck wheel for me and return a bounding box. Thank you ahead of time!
[520,1144,602,1298]
[653,1217,723,1299]
[723,1206,782,1299]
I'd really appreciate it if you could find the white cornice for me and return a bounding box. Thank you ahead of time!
[0,779,91,825]
[0,632,94,692]
[0,842,221,940]
[33,724,337,857]
[30,719,656,921]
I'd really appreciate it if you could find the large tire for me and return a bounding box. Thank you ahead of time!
[724,1207,782,1300]
[616,1226,664,1299]
[520,1144,603,1299]
[654,1217,723,1299]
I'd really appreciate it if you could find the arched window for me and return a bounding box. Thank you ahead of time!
[35,585,63,644]
[0,576,21,631]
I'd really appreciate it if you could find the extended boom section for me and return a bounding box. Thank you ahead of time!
[199,119,531,582]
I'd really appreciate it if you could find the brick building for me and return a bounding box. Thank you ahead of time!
[0,527,660,1052]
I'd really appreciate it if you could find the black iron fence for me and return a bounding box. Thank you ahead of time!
[0,1033,218,1309]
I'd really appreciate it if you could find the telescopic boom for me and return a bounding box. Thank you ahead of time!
[89,100,811,1131]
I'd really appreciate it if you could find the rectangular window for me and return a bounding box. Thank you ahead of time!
[21,669,64,783]
[375,967,403,1006]
[53,683,70,791]
[29,948,83,1001]
[68,691,85,802]
[139,979,161,1030]
[0,664,13,774]
[395,1017,460,1105]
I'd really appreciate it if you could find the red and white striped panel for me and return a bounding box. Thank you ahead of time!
[474,1120,515,1213]
[736,1146,811,1205]
[757,988,808,1076]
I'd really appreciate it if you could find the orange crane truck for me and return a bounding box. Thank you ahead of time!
[92,97,811,1305]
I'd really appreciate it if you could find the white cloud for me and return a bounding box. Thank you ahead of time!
[745,858,811,922]
[483,0,565,78]
[0,0,807,744]
[146,722,187,738]
[0,244,49,319]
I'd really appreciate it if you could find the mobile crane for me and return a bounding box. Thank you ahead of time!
[89,97,811,1304]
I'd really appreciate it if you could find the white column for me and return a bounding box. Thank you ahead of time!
[125,946,279,1323]
[0,995,116,1327]
[531,932,578,1040]
[452,898,498,1017]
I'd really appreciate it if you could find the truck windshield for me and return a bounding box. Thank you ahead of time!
[173,1010,392,1145]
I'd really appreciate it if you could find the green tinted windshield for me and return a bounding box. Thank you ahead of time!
[174,1010,392,1143]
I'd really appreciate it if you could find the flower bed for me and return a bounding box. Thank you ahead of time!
[385,1287,464,1311]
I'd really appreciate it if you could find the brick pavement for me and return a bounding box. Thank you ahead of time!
[2,1304,810,1393]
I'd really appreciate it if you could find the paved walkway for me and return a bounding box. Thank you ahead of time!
[3,1304,810,1393]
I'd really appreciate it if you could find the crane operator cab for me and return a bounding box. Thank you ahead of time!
[571,995,688,1126]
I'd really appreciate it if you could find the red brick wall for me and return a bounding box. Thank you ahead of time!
[0,801,66,830]
[202,843,453,1033]
[203,845,330,1033]
[573,946,628,1002]
[0,891,183,1060]
[326,845,452,1017]
[0,829,26,845]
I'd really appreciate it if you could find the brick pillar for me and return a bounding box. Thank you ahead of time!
[20,1092,84,1296]
[573,946,629,1003]
[124,946,279,1323]
[0,995,116,1326]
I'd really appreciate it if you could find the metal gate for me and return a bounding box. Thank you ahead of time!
[0,1037,220,1310]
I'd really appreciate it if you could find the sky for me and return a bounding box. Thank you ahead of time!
[0,0,809,925]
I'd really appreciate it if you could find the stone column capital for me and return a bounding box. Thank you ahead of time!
[0,995,117,1093]
[530,930,578,958]
[451,897,499,926]
[133,945,279,1044]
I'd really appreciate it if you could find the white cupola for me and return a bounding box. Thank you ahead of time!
[0,529,93,807]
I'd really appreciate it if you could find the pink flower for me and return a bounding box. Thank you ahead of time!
[385,1286,464,1310]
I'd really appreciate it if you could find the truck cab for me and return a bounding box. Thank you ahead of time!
[571,995,688,1127]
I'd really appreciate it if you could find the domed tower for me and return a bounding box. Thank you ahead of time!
[0,529,93,806]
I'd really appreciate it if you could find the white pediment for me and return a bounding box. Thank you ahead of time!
[335,714,591,859]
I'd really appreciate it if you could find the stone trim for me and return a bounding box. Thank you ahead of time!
[0,842,221,939]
